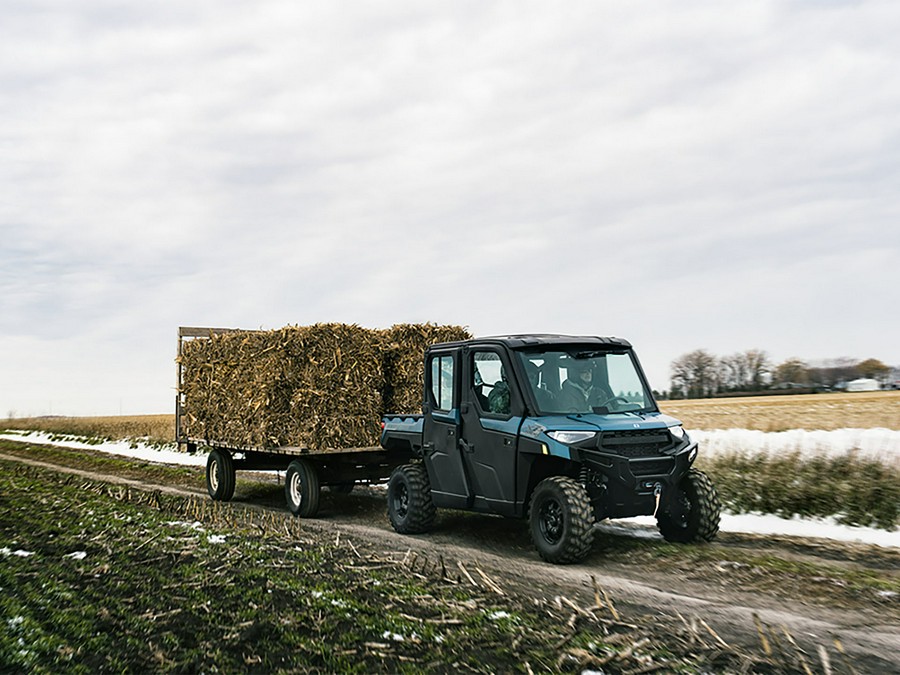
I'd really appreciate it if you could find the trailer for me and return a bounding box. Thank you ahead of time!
[176,326,416,517]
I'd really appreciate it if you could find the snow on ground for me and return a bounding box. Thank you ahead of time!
[605,513,900,548]
[693,427,900,466]
[2,428,898,547]
[0,430,206,466]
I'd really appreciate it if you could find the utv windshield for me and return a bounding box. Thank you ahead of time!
[516,349,656,415]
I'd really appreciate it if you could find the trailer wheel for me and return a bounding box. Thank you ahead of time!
[206,449,235,502]
[528,476,594,564]
[656,469,721,543]
[387,464,436,534]
[285,459,320,518]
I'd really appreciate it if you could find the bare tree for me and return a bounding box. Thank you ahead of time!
[806,358,858,389]
[744,349,771,391]
[857,358,890,382]
[670,349,718,398]
[774,358,809,387]
[719,353,750,391]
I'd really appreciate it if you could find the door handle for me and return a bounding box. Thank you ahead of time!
[459,439,475,453]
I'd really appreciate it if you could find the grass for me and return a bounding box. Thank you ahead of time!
[0,460,735,674]
[696,450,900,530]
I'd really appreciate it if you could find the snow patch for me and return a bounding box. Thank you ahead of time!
[64,551,87,560]
[608,512,900,548]
[1,547,35,558]
[0,430,206,466]
[693,428,900,465]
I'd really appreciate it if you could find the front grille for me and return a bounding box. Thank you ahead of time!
[598,429,673,458]
[630,457,674,476]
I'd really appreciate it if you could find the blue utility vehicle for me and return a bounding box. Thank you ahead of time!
[381,335,720,563]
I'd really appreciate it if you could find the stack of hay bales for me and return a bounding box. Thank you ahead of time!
[179,322,471,451]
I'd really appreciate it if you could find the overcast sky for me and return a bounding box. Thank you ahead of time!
[2,1,898,417]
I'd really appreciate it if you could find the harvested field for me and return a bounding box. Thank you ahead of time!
[0,460,763,674]
[661,391,900,432]
[1,414,174,444]
[1,444,897,673]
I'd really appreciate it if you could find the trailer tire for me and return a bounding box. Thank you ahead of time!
[206,449,236,502]
[387,464,436,534]
[285,459,320,518]
[657,469,721,543]
[528,476,594,564]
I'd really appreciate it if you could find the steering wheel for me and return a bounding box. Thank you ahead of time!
[596,396,630,409]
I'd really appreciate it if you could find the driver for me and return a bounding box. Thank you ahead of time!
[558,359,594,412]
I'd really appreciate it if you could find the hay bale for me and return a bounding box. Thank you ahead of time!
[179,322,470,451]
[381,323,472,414]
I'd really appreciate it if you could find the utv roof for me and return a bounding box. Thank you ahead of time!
[429,334,633,350]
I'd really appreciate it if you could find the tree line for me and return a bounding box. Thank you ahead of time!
[667,349,894,399]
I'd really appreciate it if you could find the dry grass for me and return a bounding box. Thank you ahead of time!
[2,415,175,444]
[660,391,900,432]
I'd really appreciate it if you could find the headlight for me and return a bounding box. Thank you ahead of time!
[669,425,685,439]
[547,430,597,445]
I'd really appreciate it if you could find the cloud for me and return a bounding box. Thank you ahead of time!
[1,1,899,415]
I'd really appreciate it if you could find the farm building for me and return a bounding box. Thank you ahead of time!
[845,378,881,392]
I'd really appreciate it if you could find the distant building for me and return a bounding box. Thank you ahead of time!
[889,367,900,390]
[845,378,881,392]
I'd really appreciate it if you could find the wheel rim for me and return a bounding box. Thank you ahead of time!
[539,497,563,544]
[209,459,219,492]
[393,481,409,519]
[289,472,302,507]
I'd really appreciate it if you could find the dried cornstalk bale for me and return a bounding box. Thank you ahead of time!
[381,323,471,414]
[179,322,471,450]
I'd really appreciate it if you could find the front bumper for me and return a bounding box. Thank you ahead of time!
[578,440,697,520]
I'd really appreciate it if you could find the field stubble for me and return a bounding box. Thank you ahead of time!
[2,460,799,674]
[660,391,900,432]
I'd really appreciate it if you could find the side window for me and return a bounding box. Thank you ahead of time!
[473,351,510,415]
[430,355,455,411]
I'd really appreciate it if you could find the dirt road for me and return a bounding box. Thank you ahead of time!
[2,445,898,673]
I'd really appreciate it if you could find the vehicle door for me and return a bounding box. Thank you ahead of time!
[422,349,472,507]
[459,347,522,515]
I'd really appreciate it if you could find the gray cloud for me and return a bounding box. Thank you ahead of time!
[2,1,898,415]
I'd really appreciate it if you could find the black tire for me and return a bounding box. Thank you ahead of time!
[285,459,320,518]
[657,469,721,543]
[387,464,436,534]
[528,476,594,564]
[206,448,235,502]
